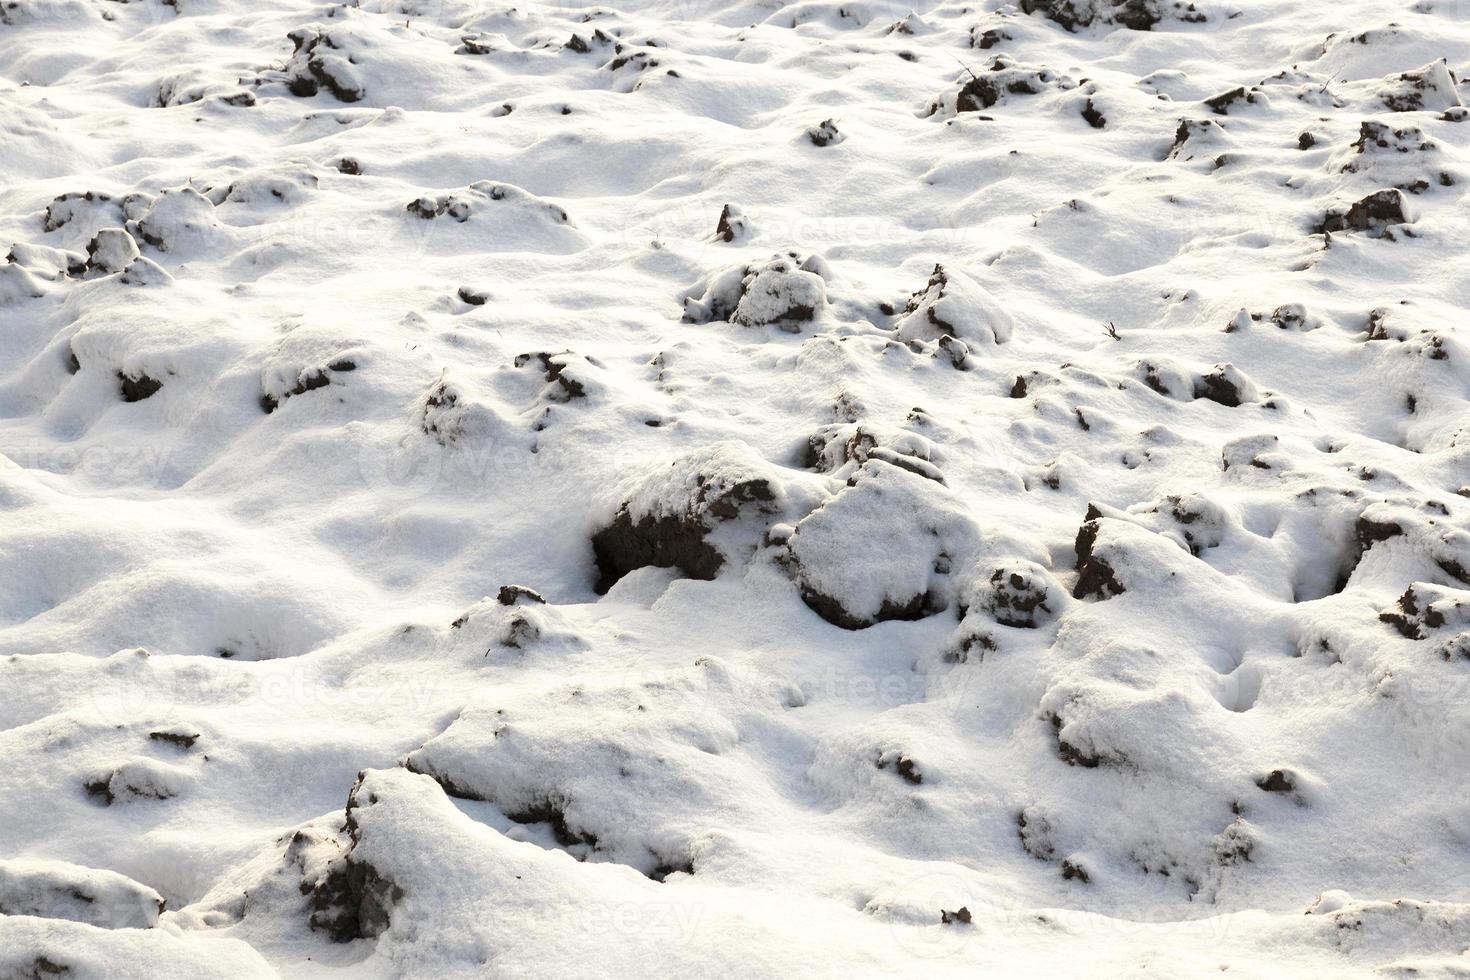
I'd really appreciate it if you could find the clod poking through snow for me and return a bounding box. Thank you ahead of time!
[890,263,1014,347]
[803,420,940,483]
[1379,583,1470,640]
[118,371,164,402]
[1018,0,1205,33]
[280,27,365,102]
[1193,363,1260,407]
[928,57,1071,118]
[1073,506,1129,600]
[1203,86,1260,115]
[83,759,191,805]
[1379,59,1462,113]
[514,351,594,404]
[132,187,217,254]
[714,204,749,243]
[591,442,784,593]
[259,358,357,414]
[967,561,1060,629]
[306,772,405,942]
[683,254,830,330]
[84,228,140,275]
[1317,189,1412,237]
[807,119,843,146]
[1167,118,1229,162]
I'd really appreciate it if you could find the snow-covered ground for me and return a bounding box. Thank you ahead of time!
[2,0,1470,975]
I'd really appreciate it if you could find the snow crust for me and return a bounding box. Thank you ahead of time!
[3,0,1470,975]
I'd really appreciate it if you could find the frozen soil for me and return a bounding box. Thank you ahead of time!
[2,0,1469,976]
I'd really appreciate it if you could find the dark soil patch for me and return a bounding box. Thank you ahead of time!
[118,372,163,402]
[148,731,199,749]
[1317,189,1409,235]
[1073,507,1125,600]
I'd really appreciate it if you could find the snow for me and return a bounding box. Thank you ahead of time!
[786,459,980,627]
[0,857,164,928]
[2,0,1470,976]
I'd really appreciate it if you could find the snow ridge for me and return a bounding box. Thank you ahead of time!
[2,0,1469,976]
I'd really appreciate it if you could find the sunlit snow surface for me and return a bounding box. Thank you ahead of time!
[2,0,1470,976]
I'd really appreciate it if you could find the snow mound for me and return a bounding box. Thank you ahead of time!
[1378,59,1463,113]
[0,917,273,980]
[890,264,1014,348]
[683,253,830,330]
[6,0,1470,974]
[927,57,1074,118]
[405,657,799,876]
[0,858,164,928]
[784,460,979,629]
[804,420,941,482]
